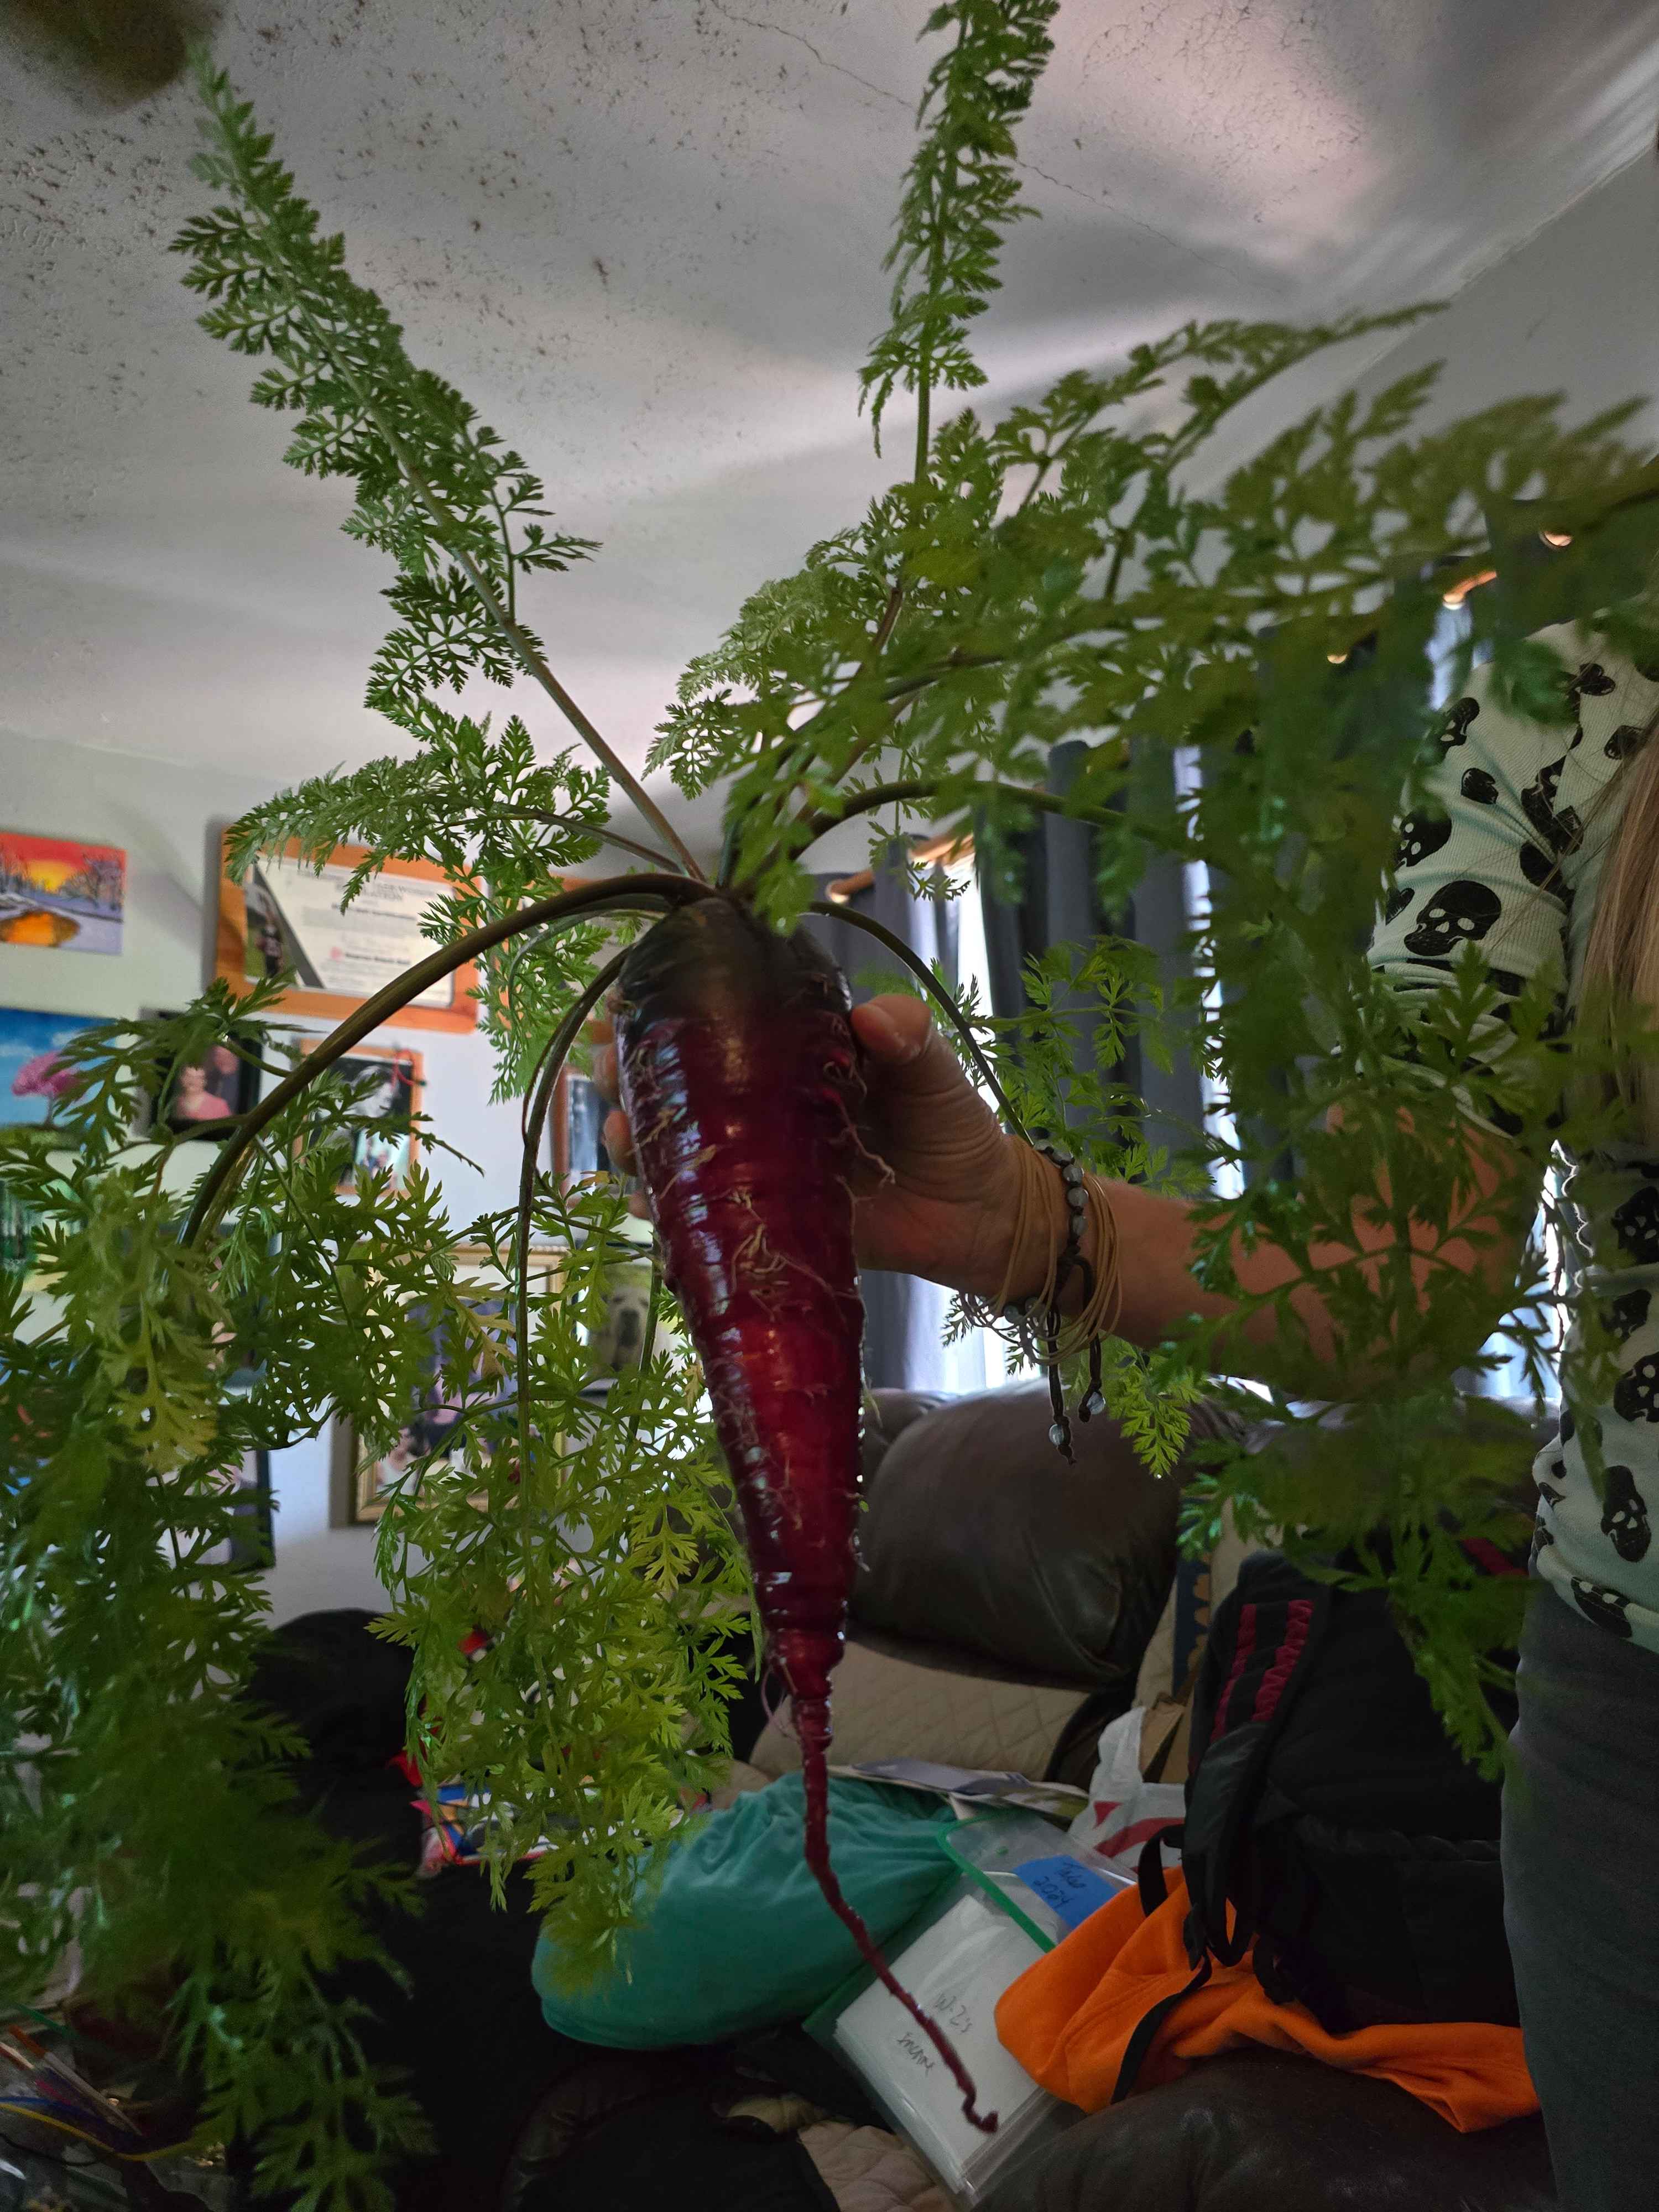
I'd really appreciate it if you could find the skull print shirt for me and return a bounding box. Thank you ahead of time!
[1370,623,1659,1650]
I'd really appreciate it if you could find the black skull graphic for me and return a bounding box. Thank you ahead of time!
[1460,767,1499,805]
[1537,1480,1566,1509]
[1531,1521,1555,1557]
[1402,879,1502,958]
[1605,724,1647,763]
[1572,1579,1634,1638]
[1601,1288,1652,1346]
[1521,758,1583,857]
[1383,885,1414,924]
[1573,662,1617,700]
[1438,697,1480,751]
[1613,1186,1659,1267]
[1394,810,1453,871]
[1601,1466,1652,1563]
[1613,1353,1659,1425]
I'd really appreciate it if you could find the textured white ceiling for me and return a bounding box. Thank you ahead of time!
[3,0,1657,857]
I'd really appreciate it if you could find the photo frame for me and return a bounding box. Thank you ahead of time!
[299,1040,423,1197]
[216,832,479,1032]
[198,1449,273,1571]
[152,1018,263,1140]
[552,1067,611,1183]
[223,1449,274,1569]
[0,831,125,956]
[331,1243,564,1524]
[0,1005,112,1135]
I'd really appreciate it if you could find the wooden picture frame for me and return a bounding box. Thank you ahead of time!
[150,1015,263,1141]
[216,832,479,1032]
[331,1243,565,1525]
[550,1066,611,1184]
[223,1449,274,1570]
[299,1039,423,1197]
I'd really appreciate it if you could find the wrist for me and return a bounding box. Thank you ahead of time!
[971,1140,1107,1317]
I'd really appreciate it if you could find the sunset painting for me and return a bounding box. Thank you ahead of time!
[0,832,126,954]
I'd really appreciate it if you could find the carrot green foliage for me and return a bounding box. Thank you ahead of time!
[7,1,1659,2201]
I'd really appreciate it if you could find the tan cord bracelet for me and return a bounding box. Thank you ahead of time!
[961,1139,1124,1460]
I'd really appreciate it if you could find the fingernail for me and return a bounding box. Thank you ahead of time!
[860,1005,919,1061]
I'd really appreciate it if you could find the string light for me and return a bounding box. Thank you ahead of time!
[1540,529,1573,548]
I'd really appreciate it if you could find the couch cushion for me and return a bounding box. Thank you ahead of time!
[749,1634,1087,1782]
[853,1385,1241,1689]
[982,2047,1554,2211]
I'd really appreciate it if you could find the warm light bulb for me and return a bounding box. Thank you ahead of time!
[1442,566,1498,610]
[1540,529,1573,549]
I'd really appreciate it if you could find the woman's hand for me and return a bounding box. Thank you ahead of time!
[587,993,1029,1299]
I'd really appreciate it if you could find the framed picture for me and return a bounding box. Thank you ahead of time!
[0,1184,40,1275]
[552,1068,611,1183]
[153,1022,262,1140]
[587,1251,655,1376]
[331,1244,564,1524]
[333,1417,432,1526]
[300,1041,422,1197]
[0,1005,111,1132]
[216,833,478,1032]
[220,1449,274,1570]
[0,831,125,956]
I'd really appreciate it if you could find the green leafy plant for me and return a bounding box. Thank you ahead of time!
[8,0,1659,2199]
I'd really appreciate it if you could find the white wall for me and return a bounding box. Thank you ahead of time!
[1351,153,1659,455]
[0,729,535,1622]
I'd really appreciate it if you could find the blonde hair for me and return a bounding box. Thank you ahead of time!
[1580,711,1659,1140]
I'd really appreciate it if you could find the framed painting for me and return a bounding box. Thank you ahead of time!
[216,833,478,1032]
[0,831,125,956]
[0,1005,111,1134]
[551,1068,611,1183]
[219,1449,274,1571]
[299,1040,423,1197]
[150,1019,263,1140]
[331,1243,564,1524]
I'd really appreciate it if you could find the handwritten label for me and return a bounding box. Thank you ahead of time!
[1014,1853,1123,1931]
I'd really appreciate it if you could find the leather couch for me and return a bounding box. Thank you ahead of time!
[842,1384,1557,2212]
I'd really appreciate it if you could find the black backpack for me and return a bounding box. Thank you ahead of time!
[1114,1550,1520,2101]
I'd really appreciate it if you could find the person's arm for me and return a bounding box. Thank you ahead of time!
[592,989,1533,1386]
[830,997,1535,1382]
[593,665,1573,1381]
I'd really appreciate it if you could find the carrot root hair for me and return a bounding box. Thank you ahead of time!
[793,1693,998,2135]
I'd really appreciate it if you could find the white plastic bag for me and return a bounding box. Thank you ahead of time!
[1065,1706,1185,1880]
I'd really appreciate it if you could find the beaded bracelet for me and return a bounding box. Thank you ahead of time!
[962,1136,1121,1464]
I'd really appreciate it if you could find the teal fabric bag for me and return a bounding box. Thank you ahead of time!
[534,1775,954,2048]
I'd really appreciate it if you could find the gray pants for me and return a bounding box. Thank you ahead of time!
[1504,1587,1659,2208]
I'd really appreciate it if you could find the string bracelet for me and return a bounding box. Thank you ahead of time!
[960,1138,1124,1462]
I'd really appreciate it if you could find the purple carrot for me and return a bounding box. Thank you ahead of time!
[617,894,995,2131]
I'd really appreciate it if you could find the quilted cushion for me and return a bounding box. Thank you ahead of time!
[749,1634,1086,1781]
[801,2120,951,2211]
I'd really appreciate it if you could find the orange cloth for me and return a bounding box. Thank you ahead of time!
[996,1870,1536,2133]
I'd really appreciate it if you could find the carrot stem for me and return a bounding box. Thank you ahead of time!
[515,947,633,1470]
